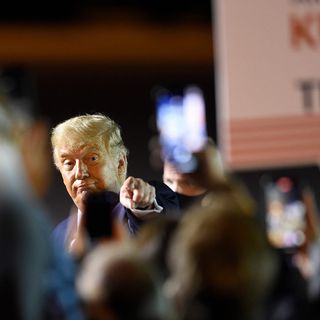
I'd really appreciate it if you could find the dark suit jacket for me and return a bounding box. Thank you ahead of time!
[126,180,180,235]
[52,181,180,248]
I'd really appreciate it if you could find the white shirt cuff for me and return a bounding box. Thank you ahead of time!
[131,198,163,218]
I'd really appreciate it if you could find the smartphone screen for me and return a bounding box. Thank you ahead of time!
[155,85,207,173]
[84,191,118,241]
[262,175,306,250]
[183,86,208,153]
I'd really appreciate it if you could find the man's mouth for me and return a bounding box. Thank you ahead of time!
[76,184,94,194]
[77,186,89,193]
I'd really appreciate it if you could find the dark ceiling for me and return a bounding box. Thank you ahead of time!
[0,0,211,22]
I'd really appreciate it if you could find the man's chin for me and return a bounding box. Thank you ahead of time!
[75,190,93,212]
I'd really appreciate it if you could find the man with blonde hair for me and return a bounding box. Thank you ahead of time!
[52,113,176,257]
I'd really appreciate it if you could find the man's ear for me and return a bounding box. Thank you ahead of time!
[117,154,127,183]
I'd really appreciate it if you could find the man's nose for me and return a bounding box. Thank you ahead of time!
[75,160,89,179]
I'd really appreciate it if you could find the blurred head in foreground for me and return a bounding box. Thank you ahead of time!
[166,192,278,320]
[77,242,168,320]
[0,66,52,200]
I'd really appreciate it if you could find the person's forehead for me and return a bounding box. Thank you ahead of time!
[56,141,107,157]
[163,164,186,181]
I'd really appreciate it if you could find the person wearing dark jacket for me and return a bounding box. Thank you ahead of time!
[51,114,179,258]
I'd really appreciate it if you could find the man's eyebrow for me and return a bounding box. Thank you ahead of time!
[86,149,100,154]
[59,152,72,159]
[59,147,100,158]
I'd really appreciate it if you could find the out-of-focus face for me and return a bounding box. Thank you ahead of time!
[21,120,52,199]
[163,162,206,196]
[55,139,125,213]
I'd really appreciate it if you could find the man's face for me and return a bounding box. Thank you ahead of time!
[163,162,206,196]
[55,140,124,212]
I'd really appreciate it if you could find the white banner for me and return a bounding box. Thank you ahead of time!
[214,0,320,170]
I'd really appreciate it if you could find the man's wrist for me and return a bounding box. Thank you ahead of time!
[130,198,163,218]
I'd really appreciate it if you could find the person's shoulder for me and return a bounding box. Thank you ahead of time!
[148,180,174,193]
[148,180,180,214]
[51,217,72,245]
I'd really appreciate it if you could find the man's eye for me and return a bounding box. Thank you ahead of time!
[88,155,99,163]
[63,160,74,169]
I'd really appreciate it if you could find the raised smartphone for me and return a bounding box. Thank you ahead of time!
[155,85,208,173]
[262,175,307,250]
[84,191,119,241]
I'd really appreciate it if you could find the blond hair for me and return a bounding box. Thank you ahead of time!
[51,114,129,168]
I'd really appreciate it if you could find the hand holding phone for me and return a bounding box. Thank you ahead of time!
[155,85,208,173]
[262,175,307,250]
[84,191,119,241]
